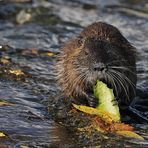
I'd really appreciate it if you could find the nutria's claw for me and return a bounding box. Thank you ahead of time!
[87,94,98,108]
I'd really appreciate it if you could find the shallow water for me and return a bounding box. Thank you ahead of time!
[0,0,148,147]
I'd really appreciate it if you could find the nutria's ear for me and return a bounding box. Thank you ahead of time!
[129,44,138,60]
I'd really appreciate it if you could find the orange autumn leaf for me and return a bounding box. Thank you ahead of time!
[110,123,134,132]
[91,117,134,133]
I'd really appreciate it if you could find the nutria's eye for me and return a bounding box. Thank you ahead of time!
[78,36,85,45]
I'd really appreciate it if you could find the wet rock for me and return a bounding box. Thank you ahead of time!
[16,10,32,24]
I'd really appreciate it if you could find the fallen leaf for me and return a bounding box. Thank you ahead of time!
[91,116,134,133]
[110,123,134,132]
[9,69,25,76]
[116,131,144,140]
[73,104,117,124]
[21,146,29,148]
[0,100,14,106]
[43,52,55,56]
[0,58,10,64]
[143,135,148,139]
[0,132,6,137]
[72,80,144,140]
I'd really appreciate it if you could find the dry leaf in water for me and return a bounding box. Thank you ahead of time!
[116,131,144,140]
[73,104,117,124]
[9,69,25,76]
[0,100,14,106]
[43,52,55,57]
[0,132,6,138]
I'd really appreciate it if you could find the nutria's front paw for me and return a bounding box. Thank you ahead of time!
[86,94,98,108]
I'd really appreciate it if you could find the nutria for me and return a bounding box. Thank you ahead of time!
[56,22,137,111]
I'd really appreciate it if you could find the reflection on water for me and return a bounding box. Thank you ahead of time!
[0,0,147,147]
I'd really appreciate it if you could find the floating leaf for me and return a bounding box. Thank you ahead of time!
[9,69,25,76]
[43,52,55,56]
[116,131,144,140]
[0,100,14,106]
[21,146,29,148]
[73,80,144,140]
[110,123,134,132]
[0,132,6,137]
[91,116,134,133]
[73,104,116,124]
[0,58,10,64]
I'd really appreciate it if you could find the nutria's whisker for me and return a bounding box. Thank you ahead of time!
[106,72,118,98]
[74,67,90,85]
[110,70,130,101]
[111,72,129,101]
[110,66,136,75]
[69,71,86,95]
[109,71,122,98]
[112,70,136,97]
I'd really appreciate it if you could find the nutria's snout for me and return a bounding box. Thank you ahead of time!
[93,63,107,72]
[92,62,108,84]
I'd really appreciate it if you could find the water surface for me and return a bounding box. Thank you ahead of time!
[0,0,147,147]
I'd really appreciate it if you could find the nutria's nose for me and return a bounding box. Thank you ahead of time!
[94,63,106,71]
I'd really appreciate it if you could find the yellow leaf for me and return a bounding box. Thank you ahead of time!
[143,135,148,138]
[0,132,6,137]
[0,100,14,106]
[0,58,10,64]
[9,70,25,76]
[95,126,105,133]
[116,131,144,140]
[44,52,55,56]
[73,104,117,124]
[21,146,29,148]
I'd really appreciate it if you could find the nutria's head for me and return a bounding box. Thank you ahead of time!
[57,22,137,104]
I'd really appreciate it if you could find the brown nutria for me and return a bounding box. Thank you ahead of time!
[56,22,137,111]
